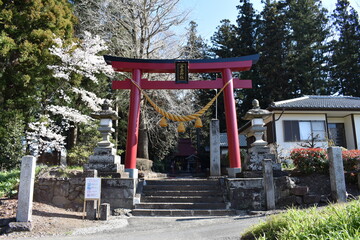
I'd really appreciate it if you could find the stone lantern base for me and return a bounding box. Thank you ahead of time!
[244,145,280,172]
[84,146,128,178]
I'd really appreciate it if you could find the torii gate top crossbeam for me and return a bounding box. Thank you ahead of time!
[104,54,259,73]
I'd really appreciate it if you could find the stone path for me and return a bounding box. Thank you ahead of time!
[19,214,266,240]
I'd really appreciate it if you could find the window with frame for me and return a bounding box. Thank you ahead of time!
[283,120,326,142]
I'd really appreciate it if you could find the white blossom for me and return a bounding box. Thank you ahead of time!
[48,31,114,83]
[72,87,105,111]
[58,89,71,103]
[26,115,66,156]
[46,105,92,124]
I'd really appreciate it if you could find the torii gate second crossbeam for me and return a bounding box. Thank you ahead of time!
[104,55,259,178]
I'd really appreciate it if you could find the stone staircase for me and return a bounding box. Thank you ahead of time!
[132,178,236,216]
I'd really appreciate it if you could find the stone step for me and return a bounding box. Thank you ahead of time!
[135,202,227,210]
[143,185,220,191]
[98,171,129,178]
[141,196,224,203]
[144,179,219,186]
[131,209,236,217]
[142,190,222,197]
[134,178,233,217]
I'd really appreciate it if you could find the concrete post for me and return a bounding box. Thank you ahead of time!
[328,147,347,202]
[210,119,221,176]
[16,156,36,222]
[86,200,98,220]
[100,203,110,221]
[262,159,275,210]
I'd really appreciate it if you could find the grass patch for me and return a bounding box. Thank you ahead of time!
[0,165,84,198]
[0,169,20,198]
[242,199,360,240]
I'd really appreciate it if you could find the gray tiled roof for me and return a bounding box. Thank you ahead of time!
[269,95,360,110]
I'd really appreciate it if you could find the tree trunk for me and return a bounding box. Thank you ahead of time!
[67,123,78,150]
[137,116,149,159]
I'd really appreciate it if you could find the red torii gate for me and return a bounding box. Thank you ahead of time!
[104,55,259,178]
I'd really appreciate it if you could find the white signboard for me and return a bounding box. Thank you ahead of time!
[85,178,101,200]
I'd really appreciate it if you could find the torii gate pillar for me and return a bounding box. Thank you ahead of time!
[125,69,141,178]
[104,54,259,178]
[222,68,241,176]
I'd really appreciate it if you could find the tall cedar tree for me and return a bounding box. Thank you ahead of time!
[211,0,260,129]
[211,19,238,58]
[0,0,75,168]
[331,0,360,96]
[256,0,290,105]
[0,0,75,119]
[284,0,330,96]
[234,0,260,121]
[210,20,236,131]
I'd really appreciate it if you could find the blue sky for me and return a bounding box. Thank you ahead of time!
[177,0,360,42]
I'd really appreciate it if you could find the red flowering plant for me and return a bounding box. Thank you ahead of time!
[342,150,360,183]
[342,150,360,171]
[290,148,329,174]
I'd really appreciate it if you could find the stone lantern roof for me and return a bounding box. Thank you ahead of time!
[243,99,272,120]
[91,100,119,120]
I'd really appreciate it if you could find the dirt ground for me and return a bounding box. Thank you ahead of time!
[0,199,108,239]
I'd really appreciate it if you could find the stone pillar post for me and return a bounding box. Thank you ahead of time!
[328,147,347,202]
[16,156,36,222]
[210,119,221,176]
[262,159,275,210]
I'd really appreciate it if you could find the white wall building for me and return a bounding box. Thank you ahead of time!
[241,96,360,158]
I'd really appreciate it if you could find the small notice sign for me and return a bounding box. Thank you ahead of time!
[85,178,101,200]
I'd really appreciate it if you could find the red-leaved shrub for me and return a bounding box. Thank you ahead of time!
[290,148,328,173]
[342,150,360,183]
[342,150,360,171]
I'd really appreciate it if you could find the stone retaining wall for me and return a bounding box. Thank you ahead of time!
[224,176,293,210]
[34,178,137,211]
[34,178,85,211]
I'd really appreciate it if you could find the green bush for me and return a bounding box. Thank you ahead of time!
[242,199,360,240]
[67,145,93,166]
[0,169,20,198]
[67,123,101,166]
[290,148,328,173]
[0,111,25,170]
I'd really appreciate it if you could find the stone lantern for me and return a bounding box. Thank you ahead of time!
[84,100,127,178]
[242,99,278,171]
